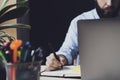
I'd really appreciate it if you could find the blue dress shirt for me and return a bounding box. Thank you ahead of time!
[56,8,100,65]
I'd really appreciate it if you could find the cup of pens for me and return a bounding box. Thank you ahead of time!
[0,39,43,80]
[6,61,41,80]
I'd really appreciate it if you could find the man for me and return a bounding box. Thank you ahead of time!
[46,0,120,71]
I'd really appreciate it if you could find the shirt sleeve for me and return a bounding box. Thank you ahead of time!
[56,16,82,65]
[56,9,99,65]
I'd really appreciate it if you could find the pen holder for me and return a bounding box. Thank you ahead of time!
[0,59,6,80]
[6,61,41,80]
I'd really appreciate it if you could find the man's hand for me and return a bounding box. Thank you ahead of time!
[45,53,67,71]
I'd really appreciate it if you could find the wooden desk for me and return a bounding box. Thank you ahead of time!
[40,65,81,80]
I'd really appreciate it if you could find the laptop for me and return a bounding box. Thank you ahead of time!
[77,18,120,80]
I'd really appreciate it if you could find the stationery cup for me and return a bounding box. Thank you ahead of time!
[6,61,41,80]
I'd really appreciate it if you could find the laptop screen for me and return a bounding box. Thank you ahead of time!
[77,18,120,80]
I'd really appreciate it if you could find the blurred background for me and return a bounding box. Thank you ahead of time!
[29,0,95,64]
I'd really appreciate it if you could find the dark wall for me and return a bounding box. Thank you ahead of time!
[29,0,94,64]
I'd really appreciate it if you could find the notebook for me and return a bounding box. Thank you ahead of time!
[77,18,120,80]
[40,65,81,78]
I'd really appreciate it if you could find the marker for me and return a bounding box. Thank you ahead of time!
[10,40,22,63]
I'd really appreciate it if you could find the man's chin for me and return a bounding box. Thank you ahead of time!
[103,10,116,17]
[104,9,113,14]
[104,12,112,16]
[103,13,116,18]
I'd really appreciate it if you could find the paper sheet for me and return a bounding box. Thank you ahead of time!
[40,65,81,78]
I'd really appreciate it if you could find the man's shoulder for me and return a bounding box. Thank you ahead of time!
[72,8,99,21]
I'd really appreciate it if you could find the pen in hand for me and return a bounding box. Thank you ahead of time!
[48,43,60,62]
[48,43,63,69]
[44,43,63,71]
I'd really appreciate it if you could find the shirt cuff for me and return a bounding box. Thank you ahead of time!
[56,51,73,65]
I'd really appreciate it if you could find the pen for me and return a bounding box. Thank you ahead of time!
[23,41,31,62]
[48,43,60,62]
[20,41,31,62]
[34,47,43,61]
[0,51,7,62]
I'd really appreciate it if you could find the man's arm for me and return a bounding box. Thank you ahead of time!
[45,11,95,70]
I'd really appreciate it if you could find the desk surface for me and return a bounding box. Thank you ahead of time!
[40,65,81,80]
[40,77,81,80]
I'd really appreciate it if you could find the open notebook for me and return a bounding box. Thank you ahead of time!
[40,65,81,78]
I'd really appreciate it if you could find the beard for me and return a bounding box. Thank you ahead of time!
[95,2,120,18]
